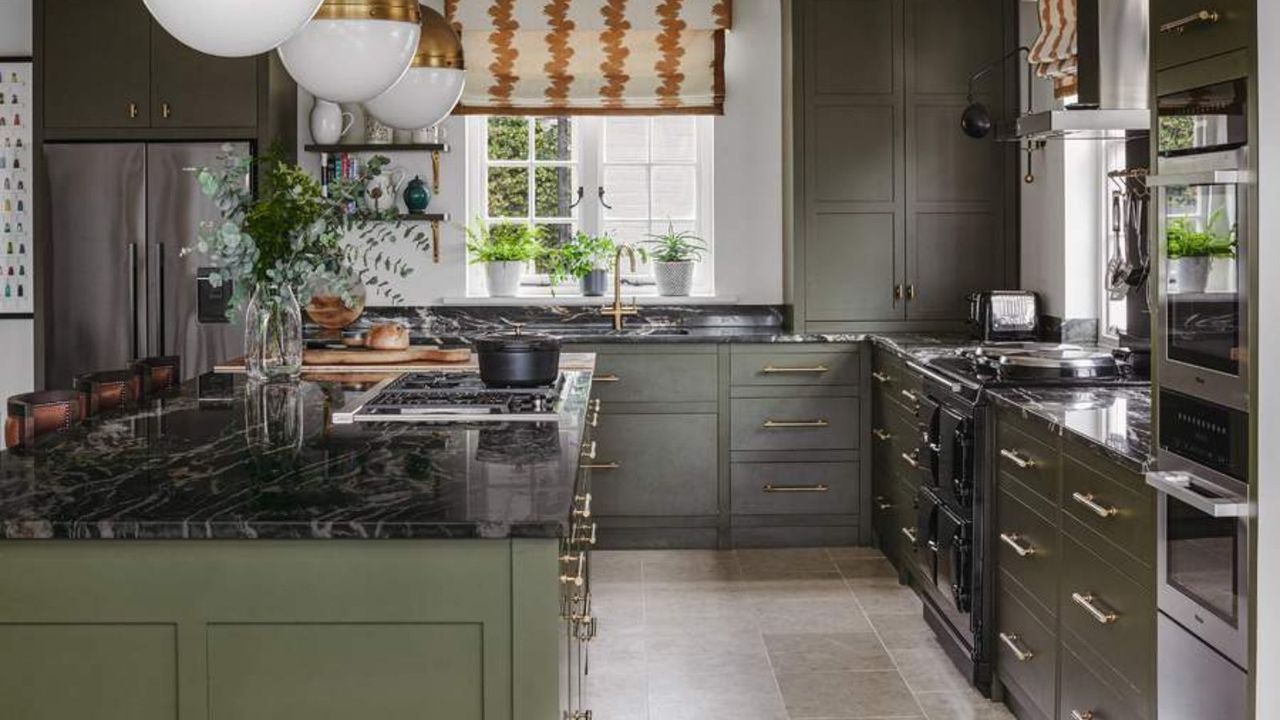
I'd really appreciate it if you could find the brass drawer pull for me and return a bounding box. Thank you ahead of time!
[581,440,598,460]
[872,371,893,384]
[900,389,920,404]
[763,364,829,374]
[590,398,602,412]
[999,532,1037,558]
[572,522,598,547]
[595,374,621,383]
[573,493,593,519]
[872,428,893,441]
[128,102,139,119]
[875,495,893,511]
[1159,9,1220,34]
[900,526,918,544]
[901,451,921,469]
[763,484,830,493]
[589,411,599,428]
[1072,492,1118,518]
[1000,448,1037,469]
[161,102,172,119]
[583,462,619,471]
[1072,592,1119,624]
[762,419,830,429]
[1071,711,1096,720]
[559,551,586,586]
[999,632,1034,662]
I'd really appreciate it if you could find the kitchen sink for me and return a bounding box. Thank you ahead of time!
[528,326,692,338]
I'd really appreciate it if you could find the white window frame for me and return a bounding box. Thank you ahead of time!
[466,115,715,297]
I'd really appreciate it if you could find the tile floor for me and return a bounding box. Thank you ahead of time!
[584,547,1016,720]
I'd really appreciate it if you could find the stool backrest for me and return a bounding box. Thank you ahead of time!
[75,369,141,416]
[4,390,84,449]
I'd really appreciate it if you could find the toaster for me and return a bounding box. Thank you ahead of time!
[969,291,1040,342]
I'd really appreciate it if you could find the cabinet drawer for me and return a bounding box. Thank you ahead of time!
[730,398,859,451]
[730,350,860,386]
[995,421,1059,503]
[891,478,919,574]
[588,352,718,404]
[871,351,923,414]
[1153,0,1251,71]
[1060,641,1148,720]
[1060,535,1154,699]
[1062,456,1155,568]
[871,404,921,487]
[996,584,1057,720]
[997,485,1058,617]
[590,413,719,517]
[731,462,858,515]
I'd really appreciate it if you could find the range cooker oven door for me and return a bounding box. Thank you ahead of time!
[912,486,939,585]
[934,501,973,626]
[920,396,942,489]
[936,407,974,510]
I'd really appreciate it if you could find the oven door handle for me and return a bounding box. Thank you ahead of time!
[906,361,963,393]
[1145,471,1249,518]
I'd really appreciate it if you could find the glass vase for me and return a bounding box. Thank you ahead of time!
[244,282,304,381]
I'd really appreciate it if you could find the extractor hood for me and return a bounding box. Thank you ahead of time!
[1012,0,1150,140]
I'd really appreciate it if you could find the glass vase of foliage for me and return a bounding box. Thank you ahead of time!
[548,232,617,296]
[1167,209,1236,295]
[465,220,545,298]
[643,223,707,297]
[187,146,430,380]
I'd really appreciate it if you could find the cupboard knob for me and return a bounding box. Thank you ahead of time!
[128,102,139,119]
[161,102,172,119]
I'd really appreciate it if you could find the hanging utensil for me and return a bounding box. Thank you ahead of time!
[1107,191,1132,300]
[1125,188,1151,288]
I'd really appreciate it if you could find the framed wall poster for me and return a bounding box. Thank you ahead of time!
[0,60,31,316]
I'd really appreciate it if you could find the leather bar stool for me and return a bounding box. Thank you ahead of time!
[75,369,141,416]
[132,356,182,400]
[4,390,84,449]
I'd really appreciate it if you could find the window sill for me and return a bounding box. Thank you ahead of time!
[441,295,738,306]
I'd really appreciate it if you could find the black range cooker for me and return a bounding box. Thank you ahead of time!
[901,343,1146,696]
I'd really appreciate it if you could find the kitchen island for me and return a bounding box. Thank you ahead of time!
[0,361,596,720]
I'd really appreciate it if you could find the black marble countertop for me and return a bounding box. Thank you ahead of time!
[987,386,1153,472]
[0,370,594,541]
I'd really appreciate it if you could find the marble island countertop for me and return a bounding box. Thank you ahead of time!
[0,369,594,541]
[987,386,1153,472]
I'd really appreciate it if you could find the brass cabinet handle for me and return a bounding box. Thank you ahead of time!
[1071,711,1096,720]
[1071,592,1119,625]
[1159,9,1220,34]
[901,451,921,469]
[572,614,598,642]
[872,371,893,384]
[875,495,893,510]
[573,493,593,519]
[872,428,893,441]
[559,551,586,586]
[161,102,172,119]
[1000,448,1037,469]
[999,632,1034,662]
[762,419,830,429]
[594,374,620,383]
[906,284,917,301]
[571,522,598,547]
[900,389,920,404]
[1072,492,1118,518]
[999,532,1037,558]
[589,398,602,412]
[893,285,903,302]
[763,484,830,493]
[900,526,918,544]
[763,364,829,374]
[582,462,620,471]
[588,411,599,428]
[581,440,598,460]
[128,102,139,119]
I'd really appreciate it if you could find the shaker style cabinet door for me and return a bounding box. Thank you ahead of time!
[43,0,152,128]
[150,26,259,129]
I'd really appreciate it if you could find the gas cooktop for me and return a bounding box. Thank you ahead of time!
[332,372,566,424]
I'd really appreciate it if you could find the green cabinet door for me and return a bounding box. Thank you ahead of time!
[151,24,259,129]
[43,0,152,129]
[591,413,719,517]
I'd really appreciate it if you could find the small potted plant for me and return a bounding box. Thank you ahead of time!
[549,232,617,297]
[643,223,707,297]
[1167,210,1236,294]
[466,219,545,298]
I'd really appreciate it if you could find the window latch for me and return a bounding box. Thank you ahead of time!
[567,186,585,209]
[598,186,614,210]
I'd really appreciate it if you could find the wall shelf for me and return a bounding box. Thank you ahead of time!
[304,143,449,153]
[348,213,451,263]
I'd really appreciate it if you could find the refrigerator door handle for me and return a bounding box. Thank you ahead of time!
[154,243,166,356]
[129,243,140,360]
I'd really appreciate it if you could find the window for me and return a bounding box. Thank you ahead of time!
[468,115,714,296]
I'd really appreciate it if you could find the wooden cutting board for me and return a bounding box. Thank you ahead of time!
[303,346,472,366]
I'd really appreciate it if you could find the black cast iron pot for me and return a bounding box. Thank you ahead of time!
[474,328,562,388]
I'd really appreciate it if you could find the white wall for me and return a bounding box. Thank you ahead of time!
[0,320,34,428]
[0,0,31,56]
[299,0,784,306]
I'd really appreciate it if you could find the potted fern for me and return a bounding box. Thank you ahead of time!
[1167,209,1236,294]
[466,220,545,297]
[643,223,707,297]
[549,232,617,296]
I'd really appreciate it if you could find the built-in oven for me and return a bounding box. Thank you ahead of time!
[1146,389,1249,718]
[1152,67,1251,413]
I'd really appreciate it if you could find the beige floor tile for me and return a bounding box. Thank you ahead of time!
[737,547,843,579]
[890,646,973,694]
[866,613,941,651]
[776,670,922,719]
[827,546,889,562]
[583,670,648,717]
[639,550,742,583]
[913,690,1016,720]
[834,555,901,580]
[591,550,645,584]
[848,577,925,614]
[644,637,774,680]
[753,597,874,635]
[740,577,858,603]
[644,581,754,622]
[764,632,896,674]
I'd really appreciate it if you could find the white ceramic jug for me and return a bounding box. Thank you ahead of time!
[310,100,354,145]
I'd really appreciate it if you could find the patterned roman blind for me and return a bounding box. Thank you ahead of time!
[445,0,732,115]
[1028,0,1078,98]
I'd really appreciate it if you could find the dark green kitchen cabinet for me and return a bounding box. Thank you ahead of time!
[41,0,260,132]
[790,0,1014,331]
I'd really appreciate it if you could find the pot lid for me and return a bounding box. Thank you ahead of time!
[997,349,1116,370]
[475,324,561,352]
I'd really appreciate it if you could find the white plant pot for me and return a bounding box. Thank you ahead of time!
[654,261,695,297]
[484,261,525,298]
[1168,257,1212,295]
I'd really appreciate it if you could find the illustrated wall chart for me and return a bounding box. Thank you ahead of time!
[0,61,30,315]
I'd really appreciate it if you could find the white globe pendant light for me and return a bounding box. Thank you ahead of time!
[278,0,422,104]
[143,0,324,58]
[365,7,466,131]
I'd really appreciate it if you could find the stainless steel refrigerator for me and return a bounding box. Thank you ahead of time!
[43,143,247,387]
